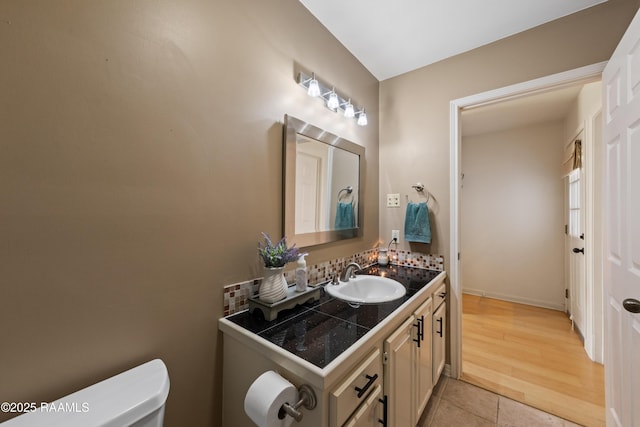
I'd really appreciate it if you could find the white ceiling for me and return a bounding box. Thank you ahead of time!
[299,0,607,81]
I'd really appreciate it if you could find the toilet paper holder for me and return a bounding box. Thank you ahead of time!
[278,384,317,422]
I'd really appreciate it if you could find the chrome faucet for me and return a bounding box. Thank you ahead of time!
[339,262,362,282]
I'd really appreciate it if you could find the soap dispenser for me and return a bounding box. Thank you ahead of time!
[295,254,308,292]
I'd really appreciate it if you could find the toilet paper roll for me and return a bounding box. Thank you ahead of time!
[244,371,297,427]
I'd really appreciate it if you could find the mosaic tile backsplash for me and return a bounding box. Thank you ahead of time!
[222,249,444,316]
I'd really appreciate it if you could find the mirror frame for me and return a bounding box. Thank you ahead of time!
[283,114,365,248]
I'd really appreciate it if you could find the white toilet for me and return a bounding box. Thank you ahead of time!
[2,359,170,427]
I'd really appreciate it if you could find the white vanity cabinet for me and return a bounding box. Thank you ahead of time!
[432,284,447,385]
[383,297,433,427]
[218,267,447,427]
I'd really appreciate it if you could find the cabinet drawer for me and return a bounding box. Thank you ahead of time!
[343,384,383,427]
[330,349,382,427]
[433,283,447,308]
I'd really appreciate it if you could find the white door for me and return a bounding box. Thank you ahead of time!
[567,164,586,336]
[602,9,640,426]
[295,152,321,233]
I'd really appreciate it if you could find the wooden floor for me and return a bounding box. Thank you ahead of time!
[461,294,605,427]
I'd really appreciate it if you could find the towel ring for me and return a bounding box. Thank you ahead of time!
[409,182,431,204]
[337,186,354,203]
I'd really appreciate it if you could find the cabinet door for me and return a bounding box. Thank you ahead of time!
[433,302,446,385]
[384,316,416,427]
[414,298,433,420]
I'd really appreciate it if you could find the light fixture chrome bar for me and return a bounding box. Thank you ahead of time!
[297,71,366,125]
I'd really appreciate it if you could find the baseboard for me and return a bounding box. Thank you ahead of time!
[462,288,564,311]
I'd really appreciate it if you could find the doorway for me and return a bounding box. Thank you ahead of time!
[449,62,607,378]
[449,63,607,423]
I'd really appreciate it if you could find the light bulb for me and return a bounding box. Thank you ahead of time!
[307,78,320,97]
[357,110,368,126]
[344,101,355,118]
[327,92,339,110]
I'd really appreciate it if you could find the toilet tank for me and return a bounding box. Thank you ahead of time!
[2,359,170,427]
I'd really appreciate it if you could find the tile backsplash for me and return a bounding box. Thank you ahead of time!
[222,248,444,316]
[390,250,444,270]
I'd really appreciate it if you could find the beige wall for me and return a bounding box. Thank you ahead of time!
[564,81,603,142]
[0,1,378,425]
[461,122,566,309]
[2,0,638,425]
[379,0,638,274]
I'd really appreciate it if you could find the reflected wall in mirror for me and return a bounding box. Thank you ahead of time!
[284,115,365,248]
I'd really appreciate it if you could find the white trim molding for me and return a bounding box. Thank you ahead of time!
[462,289,565,311]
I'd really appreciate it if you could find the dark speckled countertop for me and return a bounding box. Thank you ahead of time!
[226,264,442,369]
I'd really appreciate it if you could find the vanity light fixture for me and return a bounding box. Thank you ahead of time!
[343,100,355,118]
[297,71,367,126]
[357,109,368,126]
[327,90,340,111]
[307,73,321,97]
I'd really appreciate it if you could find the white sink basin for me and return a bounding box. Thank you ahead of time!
[325,275,406,305]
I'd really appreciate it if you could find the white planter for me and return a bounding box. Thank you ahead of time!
[259,267,288,303]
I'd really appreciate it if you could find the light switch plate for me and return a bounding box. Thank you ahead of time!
[386,193,400,207]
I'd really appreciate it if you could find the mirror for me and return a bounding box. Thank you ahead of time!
[284,115,365,248]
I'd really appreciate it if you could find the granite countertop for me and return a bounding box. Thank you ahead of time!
[225,264,443,369]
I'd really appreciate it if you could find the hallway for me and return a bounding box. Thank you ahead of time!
[461,294,605,427]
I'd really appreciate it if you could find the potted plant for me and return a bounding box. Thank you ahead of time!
[257,233,301,303]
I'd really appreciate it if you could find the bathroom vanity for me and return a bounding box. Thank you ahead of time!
[218,264,446,427]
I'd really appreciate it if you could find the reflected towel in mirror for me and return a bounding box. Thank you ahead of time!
[335,202,355,230]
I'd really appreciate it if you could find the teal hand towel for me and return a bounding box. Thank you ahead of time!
[404,202,431,243]
[335,202,355,230]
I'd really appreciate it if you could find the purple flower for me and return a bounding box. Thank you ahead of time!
[258,233,301,268]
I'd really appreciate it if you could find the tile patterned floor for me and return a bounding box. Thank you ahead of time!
[419,377,583,427]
